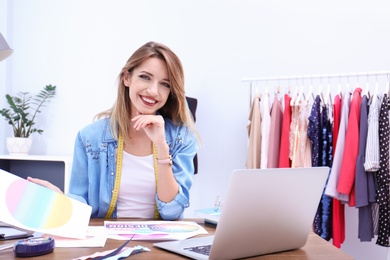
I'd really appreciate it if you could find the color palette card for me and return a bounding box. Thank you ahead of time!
[0,169,92,239]
[104,220,208,240]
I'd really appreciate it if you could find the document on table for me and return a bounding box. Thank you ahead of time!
[104,220,208,241]
[38,226,107,247]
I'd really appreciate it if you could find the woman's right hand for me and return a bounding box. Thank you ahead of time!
[27,176,64,194]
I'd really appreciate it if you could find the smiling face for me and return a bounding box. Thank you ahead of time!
[124,57,171,117]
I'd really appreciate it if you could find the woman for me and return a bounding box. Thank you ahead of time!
[29,42,200,220]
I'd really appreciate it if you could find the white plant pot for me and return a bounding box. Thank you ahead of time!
[6,137,33,156]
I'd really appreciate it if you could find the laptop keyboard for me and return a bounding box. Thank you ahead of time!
[184,244,212,256]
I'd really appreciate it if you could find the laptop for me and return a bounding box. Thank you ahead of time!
[154,167,329,260]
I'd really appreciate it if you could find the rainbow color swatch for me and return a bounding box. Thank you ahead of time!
[0,169,92,239]
[6,179,73,229]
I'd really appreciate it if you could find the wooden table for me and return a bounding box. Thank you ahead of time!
[0,218,354,259]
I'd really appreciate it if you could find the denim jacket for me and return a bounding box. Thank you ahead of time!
[67,117,198,220]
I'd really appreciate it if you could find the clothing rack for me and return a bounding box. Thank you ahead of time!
[242,70,390,105]
[243,70,390,259]
[242,70,390,83]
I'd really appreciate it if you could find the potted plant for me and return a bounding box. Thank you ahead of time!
[0,84,56,155]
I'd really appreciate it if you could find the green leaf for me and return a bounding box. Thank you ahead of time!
[0,85,57,138]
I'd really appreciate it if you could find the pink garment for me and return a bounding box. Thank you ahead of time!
[291,100,312,168]
[331,94,345,248]
[267,95,283,168]
[278,94,292,168]
[337,88,362,206]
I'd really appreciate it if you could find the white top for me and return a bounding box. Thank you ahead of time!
[116,151,156,218]
[261,93,271,169]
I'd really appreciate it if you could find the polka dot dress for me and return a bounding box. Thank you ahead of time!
[375,94,390,247]
[308,95,322,235]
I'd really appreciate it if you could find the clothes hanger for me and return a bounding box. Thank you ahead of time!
[325,77,332,106]
[362,75,370,98]
[286,78,290,95]
[337,75,342,97]
[317,77,323,97]
[274,80,281,100]
[318,77,325,102]
[294,78,306,106]
[306,84,313,103]
[372,75,378,107]
[295,84,305,106]
[255,85,261,99]
[337,83,342,97]
[325,76,333,122]
[306,77,314,103]
[355,73,360,95]
[276,79,280,96]
[265,80,270,96]
[346,75,352,98]
[324,77,329,105]
[290,80,299,106]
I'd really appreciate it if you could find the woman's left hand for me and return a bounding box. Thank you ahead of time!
[27,177,63,194]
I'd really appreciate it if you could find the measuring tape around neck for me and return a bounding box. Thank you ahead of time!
[105,132,160,219]
[152,143,160,219]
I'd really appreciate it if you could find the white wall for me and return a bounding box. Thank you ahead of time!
[1,1,390,259]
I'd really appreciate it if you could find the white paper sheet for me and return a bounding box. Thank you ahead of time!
[38,226,107,247]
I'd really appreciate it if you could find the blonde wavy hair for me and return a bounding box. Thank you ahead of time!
[95,41,199,144]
